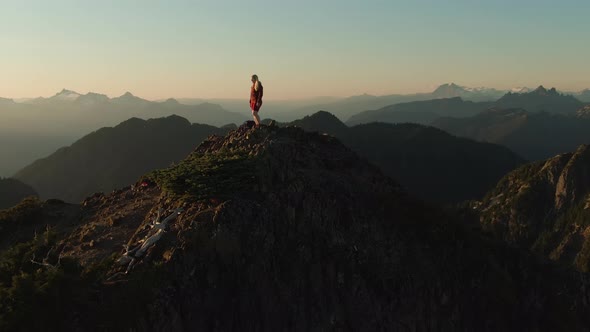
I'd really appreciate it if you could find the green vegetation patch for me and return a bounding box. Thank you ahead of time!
[0,229,83,331]
[148,149,260,201]
[0,197,44,235]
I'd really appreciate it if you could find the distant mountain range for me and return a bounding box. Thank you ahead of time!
[14,116,231,202]
[284,83,586,122]
[494,86,584,114]
[275,83,509,122]
[347,97,493,126]
[2,84,587,179]
[12,111,523,205]
[348,86,586,127]
[0,89,248,178]
[7,89,248,130]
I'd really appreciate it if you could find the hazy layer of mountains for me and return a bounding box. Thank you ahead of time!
[5,82,589,205]
[0,90,247,177]
[346,87,590,161]
[433,108,590,161]
[11,112,523,205]
[1,89,246,135]
[169,83,590,122]
[1,83,588,179]
[14,116,232,203]
[1,124,588,330]
[349,85,586,126]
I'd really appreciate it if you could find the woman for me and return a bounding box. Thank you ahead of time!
[250,74,263,126]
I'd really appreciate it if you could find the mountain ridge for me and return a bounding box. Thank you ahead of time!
[14,115,232,202]
[1,123,588,330]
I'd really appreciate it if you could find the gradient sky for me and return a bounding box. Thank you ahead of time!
[1,0,589,100]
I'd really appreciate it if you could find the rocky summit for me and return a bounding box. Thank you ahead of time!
[1,123,589,331]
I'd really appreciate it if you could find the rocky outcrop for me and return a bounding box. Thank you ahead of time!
[477,144,590,271]
[555,145,590,210]
[1,124,589,331]
[578,105,590,118]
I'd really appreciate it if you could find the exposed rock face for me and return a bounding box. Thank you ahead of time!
[477,145,590,271]
[555,145,590,210]
[578,105,590,118]
[1,124,589,331]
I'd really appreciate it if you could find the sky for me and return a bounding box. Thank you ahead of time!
[1,0,589,100]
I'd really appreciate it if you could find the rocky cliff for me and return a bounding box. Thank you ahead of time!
[476,145,590,271]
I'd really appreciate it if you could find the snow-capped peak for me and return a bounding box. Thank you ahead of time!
[51,88,81,101]
[509,87,532,94]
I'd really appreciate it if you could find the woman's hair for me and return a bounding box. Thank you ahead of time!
[251,74,259,81]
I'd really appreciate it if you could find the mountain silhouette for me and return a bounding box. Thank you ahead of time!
[0,123,588,330]
[346,97,492,126]
[494,86,583,114]
[289,111,524,203]
[14,115,231,202]
[0,178,37,209]
[433,108,590,160]
[282,83,505,122]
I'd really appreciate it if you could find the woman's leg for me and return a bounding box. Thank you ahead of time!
[252,110,261,126]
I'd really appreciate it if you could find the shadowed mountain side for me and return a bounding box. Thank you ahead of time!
[0,178,38,210]
[14,115,231,203]
[433,109,590,161]
[0,133,77,178]
[289,112,525,204]
[475,145,590,272]
[0,124,588,330]
[346,97,492,126]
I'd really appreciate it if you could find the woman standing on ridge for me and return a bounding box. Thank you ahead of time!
[250,74,263,126]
